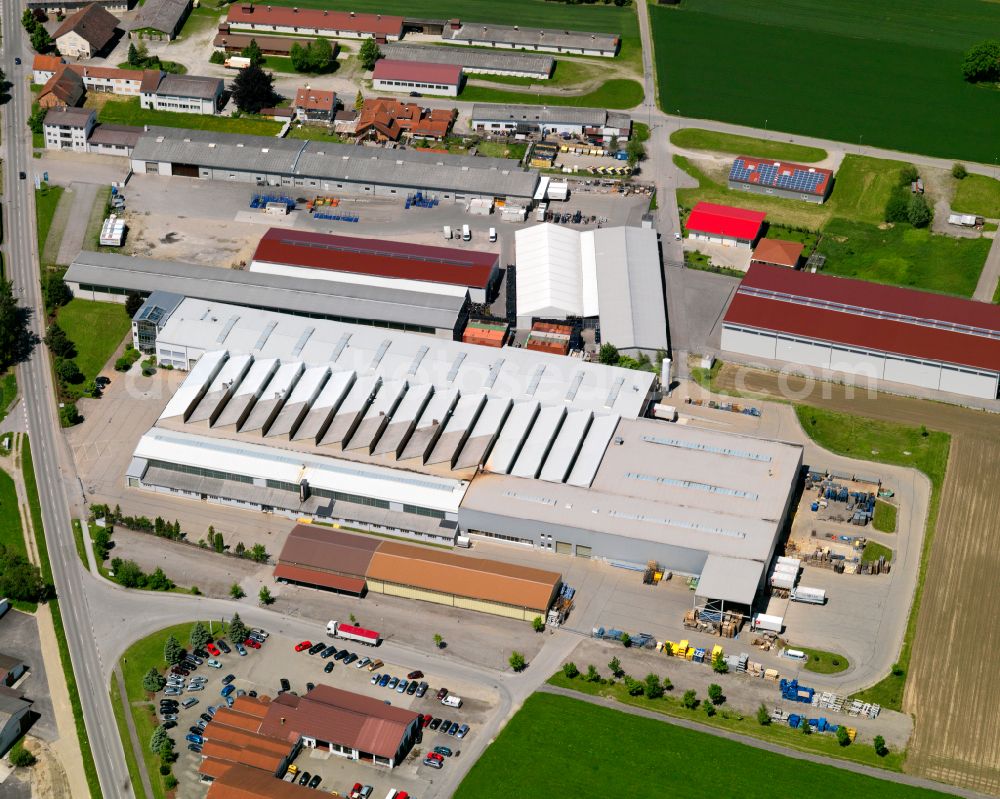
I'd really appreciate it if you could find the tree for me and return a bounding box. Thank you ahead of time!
[644,673,663,699]
[231,64,278,115]
[509,651,526,672]
[359,37,381,71]
[229,582,245,599]
[163,635,183,665]
[907,194,932,228]
[962,40,1000,83]
[952,162,968,180]
[711,651,729,674]
[55,358,84,385]
[125,291,144,317]
[258,586,274,605]
[598,342,619,365]
[836,725,851,747]
[127,42,140,67]
[626,138,646,168]
[0,280,26,369]
[229,613,248,644]
[622,676,644,696]
[608,656,622,678]
[42,274,73,311]
[30,25,53,54]
[354,89,364,111]
[45,323,76,358]
[898,164,919,186]
[142,667,166,693]
[681,689,698,710]
[756,703,771,726]
[241,38,264,67]
[873,735,888,757]
[110,557,144,588]
[212,530,225,553]
[585,664,600,683]
[190,622,211,651]
[0,550,51,603]
[884,191,910,223]
[21,9,36,31]
[661,675,672,692]
[532,615,545,632]
[703,701,716,718]
[707,683,725,705]
[248,544,268,563]
[308,37,335,72]
[156,734,175,762]
[9,742,36,767]
[620,632,631,648]
[209,50,226,65]
[562,661,579,679]
[27,107,47,135]
[433,633,443,649]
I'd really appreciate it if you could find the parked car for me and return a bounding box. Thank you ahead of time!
[308,775,322,789]
[371,674,381,685]
[189,726,203,736]
[206,643,220,657]
[387,677,399,690]
[297,771,311,786]
[324,662,335,674]
[170,667,189,676]
[429,718,442,730]
[308,642,326,655]
[163,721,177,730]
[187,744,202,753]
[221,685,235,698]
[407,671,424,681]
[356,657,371,669]
[433,746,452,757]
[334,650,349,662]
[456,724,470,739]
[396,680,408,694]
[188,654,204,665]
[294,641,312,652]
[436,688,448,701]
[236,689,247,697]
[222,674,235,685]
[161,713,178,722]
[367,659,383,672]
[448,722,461,736]
[423,758,442,769]
[159,704,178,712]
[206,706,218,717]
[378,674,391,688]
[421,714,432,728]
[244,638,261,650]
[280,678,291,693]
[406,681,418,696]
[426,752,443,762]
[185,734,204,745]
[359,786,373,798]
[251,628,269,639]
[344,652,359,665]
[14,57,21,65]
[416,682,428,698]
[306,683,315,693]
[165,688,182,696]
[439,719,452,733]
[235,643,247,656]
[207,659,222,669]
[216,640,231,654]
[225,695,235,707]
[320,646,338,659]
[181,698,199,709]
[248,691,257,698]
[200,713,213,724]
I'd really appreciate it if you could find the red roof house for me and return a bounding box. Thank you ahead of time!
[686,202,766,246]
[372,60,463,96]
[293,87,337,121]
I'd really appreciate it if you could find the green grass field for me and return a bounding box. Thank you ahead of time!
[952,174,1000,218]
[873,500,898,533]
[457,693,943,797]
[56,300,131,384]
[862,540,894,565]
[35,184,64,254]
[98,98,281,136]
[819,218,989,297]
[799,647,850,674]
[0,468,33,614]
[652,0,1000,163]
[795,405,949,710]
[0,373,17,423]
[468,58,600,88]
[460,78,643,109]
[825,155,907,225]
[671,128,827,162]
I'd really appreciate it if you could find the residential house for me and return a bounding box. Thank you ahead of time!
[32,54,65,85]
[293,87,337,122]
[43,106,96,151]
[355,98,452,142]
[54,3,120,58]
[37,65,85,108]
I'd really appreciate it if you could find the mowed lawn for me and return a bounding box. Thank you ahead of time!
[98,98,282,136]
[652,0,1000,163]
[460,78,643,109]
[56,299,131,382]
[952,174,1000,218]
[0,469,26,559]
[819,218,990,296]
[456,693,950,798]
[670,128,827,162]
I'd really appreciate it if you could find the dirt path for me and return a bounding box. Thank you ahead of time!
[710,364,1000,794]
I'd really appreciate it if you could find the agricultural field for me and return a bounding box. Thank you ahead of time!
[670,128,827,163]
[951,174,1000,218]
[456,693,948,798]
[651,0,1000,163]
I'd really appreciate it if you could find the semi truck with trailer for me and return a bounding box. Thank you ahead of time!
[790,586,827,605]
[327,621,382,646]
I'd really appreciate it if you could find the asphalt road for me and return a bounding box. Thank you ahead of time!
[0,19,134,799]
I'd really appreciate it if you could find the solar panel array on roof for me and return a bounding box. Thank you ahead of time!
[729,157,829,195]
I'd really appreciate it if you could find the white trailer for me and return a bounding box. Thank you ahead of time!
[790,586,827,605]
[751,613,783,633]
[547,181,569,201]
[652,403,677,422]
[770,572,796,590]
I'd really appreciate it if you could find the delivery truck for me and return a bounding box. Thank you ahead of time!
[327,621,382,646]
[790,586,827,605]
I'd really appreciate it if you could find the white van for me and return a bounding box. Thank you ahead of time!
[441,694,463,708]
[443,225,452,240]
[488,227,497,243]
[462,224,471,241]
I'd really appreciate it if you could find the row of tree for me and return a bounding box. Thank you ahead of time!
[21,10,53,54]
[108,558,174,591]
[0,544,53,604]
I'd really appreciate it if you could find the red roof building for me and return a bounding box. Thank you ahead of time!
[355,98,453,140]
[750,238,803,269]
[685,202,766,247]
[250,228,500,303]
[293,87,337,121]
[721,263,1000,400]
[728,156,833,203]
[225,5,403,42]
[259,685,421,767]
[372,60,463,97]
[205,764,318,798]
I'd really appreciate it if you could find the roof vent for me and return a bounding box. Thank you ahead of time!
[237,142,244,147]
[262,147,269,153]
[293,6,297,11]
[183,137,191,142]
[208,142,216,148]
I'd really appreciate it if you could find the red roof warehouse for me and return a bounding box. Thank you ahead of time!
[225,5,403,40]
[250,228,500,303]
[685,202,766,246]
[721,263,1000,400]
[372,60,463,96]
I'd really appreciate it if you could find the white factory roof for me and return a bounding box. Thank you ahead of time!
[514,225,668,352]
[695,554,764,606]
[134,427,468,513]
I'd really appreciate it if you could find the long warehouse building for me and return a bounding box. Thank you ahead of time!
[64,250,469,337]
[379,43,554,79]
[124,302,801,607]
[129,127,540,202]
[722,263,1000,400]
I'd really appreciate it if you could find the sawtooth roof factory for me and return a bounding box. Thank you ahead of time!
[129,127,539,202]
[123,300,802,607]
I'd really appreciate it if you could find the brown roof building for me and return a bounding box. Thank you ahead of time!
[273,525,378,595]
[38,65,85,108]
[293,87,337,121]
[260,685,421,768]
[54,3,120,58]
[199,696,299,782]
[205,764,317,798]
[750,238,803,269]
[356,98,452,141]
[213,29,324,56]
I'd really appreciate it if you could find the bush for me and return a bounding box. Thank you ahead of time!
[164,775,178,789]
[756,703,771,726]
[884,190,910,223]
[58,402,82,427]
[608,657,622,678]
[874,735,888,757]
[681,689,698,710]
[585,664,601,683]
[209,50,226,64]
[142,667,165,693]
[55,358,84,385]
[532,616,545,632]
[229,582,245,599]
[707,683,725,705]
[9,742,36,767]
[622,676,644,696]
[836,725,851,747]
[509,651,526,672]
[952,162,968,180]
[258,586,274,606]
[661,675,672,692]
[907,194,932,228]
[562,662,579,679]
[898,165,919,187]
[644,673,663,699]
[158,764,171,776]
[711,651,728,674]
[962,40,1000,83]
[703,701,716,718]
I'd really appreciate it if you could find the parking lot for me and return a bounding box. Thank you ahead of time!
[163,630,497,799]
[0,609,57,742]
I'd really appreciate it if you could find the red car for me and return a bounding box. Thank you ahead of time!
[407,670,424,681]
[427,752,444,762]
[244,638,261,649]
[421,714,432,728]
[206,643,220,657]
[294,640,312,652]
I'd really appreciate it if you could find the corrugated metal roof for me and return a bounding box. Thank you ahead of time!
[226,4,404,37]
[472,103,618,126]
[686,202,766,240]
[694,554,764,605]
[373,59,462,85]
[446,23,618,52]
[380,43,553,75]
